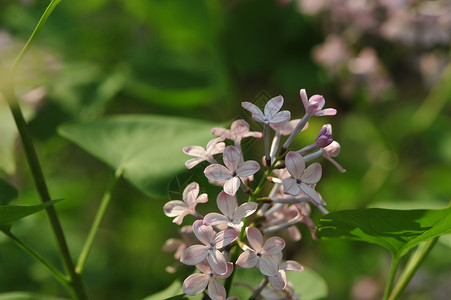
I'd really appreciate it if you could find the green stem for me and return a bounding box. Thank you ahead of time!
[3,230,69,286]
[11,0,62,77]
[388,238,438,300]
[76,168,123,274]
[383,254,401,300]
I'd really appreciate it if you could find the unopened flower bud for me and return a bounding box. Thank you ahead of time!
[315,124,333,148]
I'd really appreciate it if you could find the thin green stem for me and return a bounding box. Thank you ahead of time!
[76,168,123,274]
[11,0,62,78]
[388,238,438,300]
[3,230,69,286]
[383,254,401,300]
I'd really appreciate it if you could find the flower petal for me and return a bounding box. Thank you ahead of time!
[263,236,285,255]
[300,89,309,112]
[183,145,206,158]
[193,220,215,245]
[205,164,232,181]
[315,108,337,116]
[185,157,205,169]
[242,102,266,123]
[258,256,279,277]
[236,250,258,269]
[301,162,322,184]
[183,273,210,295]
[236,160,260,177]
[268,271,287,291]
[217,191,238,217]
[282,178,301,196]
[300,184,322,206]
[270,110,291,124]
[285,151,305,179]
[208,278,227,300]
[204,213,229,227]
[233,202,258,220]
[208,250,228,275]
[223,146,242,172]
[264,96,284,120]
[216,262,234,280]
[246,227,263,251]
[163,200,188,217]
[206,138,225,154]
[280,260,304,272]
[214,229,239,249]
[181,245,208,265]
[223,177,241,196]
[183,182,200,207]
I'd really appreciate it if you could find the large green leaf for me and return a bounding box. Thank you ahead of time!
[0,199,61,231]
[0,179,18,205]
[0,292,68,300]
[142,281,191,300]
[317,205,451,257]
[58,115,217,197]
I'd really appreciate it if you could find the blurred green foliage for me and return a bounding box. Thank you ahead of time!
[0,0,450,299]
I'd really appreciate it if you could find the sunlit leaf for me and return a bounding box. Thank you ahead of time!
[0,292,68,300]
[142,281,189,300]
[58,115,217,197]
[0,199,61,231]
[0,179,18,205]
[317,205,451,257]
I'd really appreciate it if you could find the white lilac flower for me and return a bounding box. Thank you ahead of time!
[282,151,323,205]
[162,225,197,260]
[181,220,238,275]
[204,146,260,196]
[182,260,233,300]
[236,227,285,277]
[268,260,304,291]
[204,191,258,232]
[300,89,336,116]
[241,96,291,125]
[163,182,208,225]
[212,119,262,146]
[183,137,226,169]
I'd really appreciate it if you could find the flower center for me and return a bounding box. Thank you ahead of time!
[296,179,302,184]
[257,252,262,257]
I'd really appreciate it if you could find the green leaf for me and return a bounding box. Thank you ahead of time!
[0,179,18,205]
[58,115,217,197]
[0,199,61,231]
[0,292,68,300]
[317,205,451,257]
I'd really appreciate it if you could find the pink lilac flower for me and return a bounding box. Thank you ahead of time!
[315,124,333,148]
[204,191,258,232]
[263,203,302,241]
[300,89,337,116]
[236,227,285,277]
[182,260,233,300]
[204,146,260,196]
[163,225,197,260]
[183,137,226,169]
[282,151,323,205]
[163,182,208,225]
[268,260,304,291]
[212,119,262,145]
[241,96,291,125]
[181,220,238,275]
[323,141,346,173]
[270,119,308,136]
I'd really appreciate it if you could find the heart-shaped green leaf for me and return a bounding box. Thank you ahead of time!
[0,179,18,205]
[58,115,218,197]
[317,205,451,257]
[0,199,61,231]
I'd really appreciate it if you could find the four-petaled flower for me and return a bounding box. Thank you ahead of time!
[181,220,238,275]
[300,89,337,116]
[163,182,208,225]
[236,227,285,277]
[204,146,260,196]
[282,151,323,205]
[182,260,233,300]
[204,191,258,232]
[183,137,226,169]
[242,96,291,125]
[212,119,262,145]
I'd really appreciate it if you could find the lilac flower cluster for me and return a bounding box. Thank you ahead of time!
[163,90,344,300]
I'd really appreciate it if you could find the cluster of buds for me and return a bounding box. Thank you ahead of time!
[163,89,344,300]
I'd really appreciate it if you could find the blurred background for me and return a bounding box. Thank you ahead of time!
[1,0,451,299]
